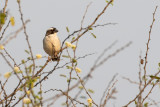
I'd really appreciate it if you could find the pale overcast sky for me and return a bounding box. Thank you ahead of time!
[1,0,160,106]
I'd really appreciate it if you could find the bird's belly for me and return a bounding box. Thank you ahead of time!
[43,38,53,56]
[43,36,61,56]
[52,38,61,52]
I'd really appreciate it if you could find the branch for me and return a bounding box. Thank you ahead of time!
[143,6,158,85]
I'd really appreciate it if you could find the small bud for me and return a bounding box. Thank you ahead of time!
[26,91,31,95]
[71,44,76,50]
[23,98,31,104]
[87,98,92,103]
[36,54,42,59]
[75,67,81,73]
[14,66,20,73]
[65,42,72,48]
[10,17,15,26]
[0,45,4,50]
[4,72,11,79]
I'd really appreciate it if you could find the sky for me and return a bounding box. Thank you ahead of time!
[0,0,160,106]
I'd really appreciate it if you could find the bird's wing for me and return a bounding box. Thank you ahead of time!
[48,39,55,56]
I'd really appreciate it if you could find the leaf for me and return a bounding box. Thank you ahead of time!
[61,102,66,106]
[27,57,31,60]
[66,66,73,69]
[39,66,43,68]
[111,0,114,6]
[88,27,93,30]
[38,91,42,94]
[144,102,148,107]
[78,86,83,89]
[88,89,94,94]
[105,0,109,3]
[62,55,70,58]
[71,77,77,80]
[149,75,160,80]
[158,63,160,67]
[135,101,137,105]
[67,79,70,83]
[66,27,69,32]
[72,37,75,40]
[28,64,34,73]
[72,58,77,63]
[80,96,86,99]
[60,74,67,78]
[25,50,30,54]
[0,13,6,24]
[91,33,96,38]
[21,59,25,64]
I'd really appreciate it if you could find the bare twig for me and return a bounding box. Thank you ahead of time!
[3,0,8,13]
[142,81,159,103]
[17,1,35,74]
[0,21,10,41]
[2,20,30,46]
[44,89,87,106]
[143,6,158,85]
[124,70,160,107]
[102,80,118,107]
[100,74,118,106]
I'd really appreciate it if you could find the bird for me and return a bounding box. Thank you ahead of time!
[43,27,61,61]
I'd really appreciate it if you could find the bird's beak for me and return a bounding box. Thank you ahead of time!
[55,29,58,33]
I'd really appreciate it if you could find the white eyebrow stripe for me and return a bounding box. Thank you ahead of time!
[48,27,54,30]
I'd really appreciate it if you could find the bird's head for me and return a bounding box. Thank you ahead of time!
[45,27,58,36]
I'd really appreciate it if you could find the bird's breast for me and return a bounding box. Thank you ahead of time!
[43,34,61,56]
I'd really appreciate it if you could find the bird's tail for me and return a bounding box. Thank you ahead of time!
[51,56,60,61]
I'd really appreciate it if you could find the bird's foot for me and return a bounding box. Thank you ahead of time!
[51,56,60,62]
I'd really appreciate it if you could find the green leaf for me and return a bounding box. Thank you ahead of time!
[88,89,94,93]
[72,37,75,40]
[21,59,25,64]
[60,74,67,78]
[88,27,93,30]
[38,91,42,94]
[80,96,86,99]
[66,66,73,69]
[28,64,34,73]
[0,13,6,24]
[91,33,96,38]
[72,58,77,63]
[62,55,70,58]
[144,102,148,107]
[150,75,160,80]
[158,63,160,67]
[25,50,30,54]
[39,66,43,68]
[105,0,109,3]
[78,86,83,89]
[66,27,69,32]
[67,79,70,83]
[27,57,32,60]
[71,77,77,80]
[35,95,40,99]
[135,101,137,105]
[61,102,66,106]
